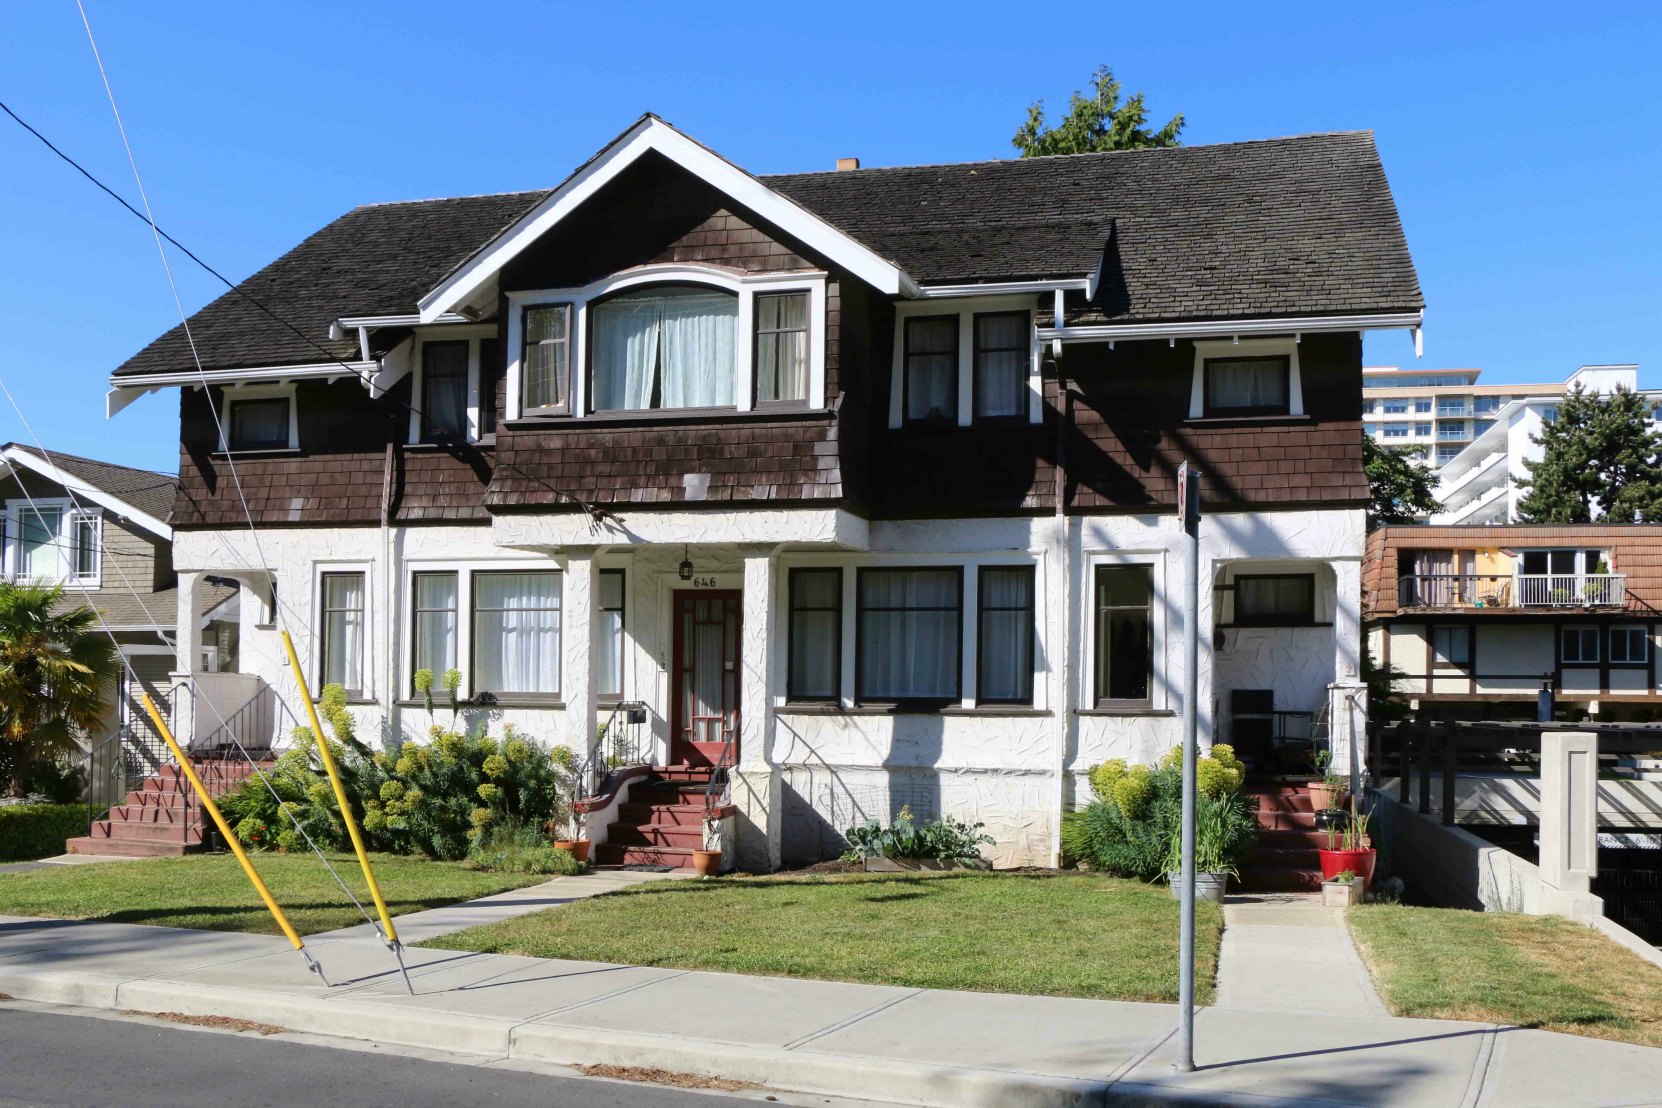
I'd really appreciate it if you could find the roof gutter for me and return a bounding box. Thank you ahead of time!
[106,360,381,418]
[913,278,1089,299]
[1037,310,1424,350]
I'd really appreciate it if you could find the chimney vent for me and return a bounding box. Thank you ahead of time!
[836,157,860,172]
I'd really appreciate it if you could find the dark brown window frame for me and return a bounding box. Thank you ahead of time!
[468,568,563,701]
[1202,354,1291,418]
[1609,625,1648,667]
[976,564,1036,706]
[585,283,741,415]
[226,395,292,451]
[1559,625,1600,666]
[597,567,626,701]
[854,566,964,707]
[419,339,470,443]
[1430,624,1473,669]
[1093,564,1154,708]
[786,567,842,703]
[318,570,366,697]
[520,302,574,416]
[971,310,1030,423]
[409,570,459,697]
[902,314,960,426]
[754,290,811,408]
[1233,573,1317,627]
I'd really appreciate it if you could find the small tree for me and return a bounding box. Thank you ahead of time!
[0,582,120,796]
[1012,66,1183,157]
[1516,385,1662,522]
[1363,435,1441,528]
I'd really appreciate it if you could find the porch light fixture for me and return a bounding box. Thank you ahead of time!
[678,545,694,581]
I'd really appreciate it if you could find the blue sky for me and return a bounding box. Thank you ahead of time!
[1,1,1658,473]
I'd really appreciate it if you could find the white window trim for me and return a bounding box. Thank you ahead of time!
[402,559,563,700]
[503,264,827,421]
[1188,337,1304,420]
[4,498,101,587]
[1085,551,1167,710]
[220,383,299,452]
[406,324,496,444]
[314,562,372,698]
[890,295,1043,429]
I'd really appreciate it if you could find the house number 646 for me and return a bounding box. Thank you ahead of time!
[691,576,720,588]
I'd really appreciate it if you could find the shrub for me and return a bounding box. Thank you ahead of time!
[467,820,581,876]
[0,803,85,861]
[1063,746,1257,880]
[841,805,995,863]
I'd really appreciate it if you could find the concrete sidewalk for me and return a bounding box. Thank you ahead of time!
[1,887,1660,1106]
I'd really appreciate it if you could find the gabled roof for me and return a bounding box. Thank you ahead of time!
[1,444,176,537]
[113,121,1421,381]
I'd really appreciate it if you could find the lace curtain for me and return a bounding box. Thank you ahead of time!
[593,287,737,410]
[473,572,561,695]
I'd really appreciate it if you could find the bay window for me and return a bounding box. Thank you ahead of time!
[903,316,958,423]
[856,568,961,703]
[977,566,1034,704]
[319,572,365,695]
[522,304,571,413]
[787,568,841,701]
[592,286,738,411]
[411,572,458,692]
[973,312,1028,420]
[755,292,809,404]
[472,571,561,697]
[419,341,469,442]
[595,569,625,699]
[1094,565,1152,705]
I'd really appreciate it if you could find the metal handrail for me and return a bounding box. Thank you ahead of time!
[702,730,738,820]
[193,683,280,758]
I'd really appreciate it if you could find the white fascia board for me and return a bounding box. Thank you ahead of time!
[106,386,158,418]
[334,312,472,332]
[418,117,914,322]
[0,447,172,540]
[107,360,380,392]
[1038,311,1424,344]
[915,278,1089,299]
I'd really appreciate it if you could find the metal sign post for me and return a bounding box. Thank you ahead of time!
[1176,462,1202,1073]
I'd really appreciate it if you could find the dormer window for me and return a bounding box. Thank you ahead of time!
[1204,356,1290,417]
[522,304,571,414]
[419,341,469,441]
[755,292,809,404]
[903,316,958,423]
[592,286,738,411]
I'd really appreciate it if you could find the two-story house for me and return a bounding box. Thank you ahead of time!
[105,115,1422,868]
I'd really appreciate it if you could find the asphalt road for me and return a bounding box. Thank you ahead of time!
[0,1004,771,1108]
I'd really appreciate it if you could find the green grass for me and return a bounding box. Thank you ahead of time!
[1350,903,1662,1048]
[426,871,1223,1003]
[0,852,544,935]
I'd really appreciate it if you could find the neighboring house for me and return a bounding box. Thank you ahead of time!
[104,115,1422,869]
[0,443,237,764]
[1426,365,1654,524]
[1364,524,1662,719]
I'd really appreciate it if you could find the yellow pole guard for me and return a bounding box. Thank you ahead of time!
[138,692,305,951]
[280,630,400,946]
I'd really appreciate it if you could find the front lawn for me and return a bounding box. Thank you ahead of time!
[0,853,543,935]
[428,871,1223,1003]
[1349,904,1662,1048]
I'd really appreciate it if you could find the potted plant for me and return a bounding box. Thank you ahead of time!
[1307,750,1346,812]
[547,743,589,863]
[1165,798,1240,904]
[1322,869,1361,908]
[692,846,722,876]
[1318,796,1376,894]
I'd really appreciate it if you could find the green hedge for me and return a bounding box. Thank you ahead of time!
[0,804,86,862]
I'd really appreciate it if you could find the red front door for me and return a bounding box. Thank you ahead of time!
[671,591,741,767]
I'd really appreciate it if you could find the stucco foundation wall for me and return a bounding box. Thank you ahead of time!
[1374,793,1551,913]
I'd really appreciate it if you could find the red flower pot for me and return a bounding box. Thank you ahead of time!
[1319,848,1377,891]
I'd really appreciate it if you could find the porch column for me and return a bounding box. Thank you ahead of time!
[1538,730,1603,922]
[1193,553,1217,752]
[169,570,204,745]
[563,553,597,763]
[734,550,782,872]
[1332,559,1362,684]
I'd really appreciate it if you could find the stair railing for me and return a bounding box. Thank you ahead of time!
[193,683,280,760]
[701,728,738,817]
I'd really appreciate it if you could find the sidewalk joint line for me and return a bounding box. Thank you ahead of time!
[781,988,922,1050]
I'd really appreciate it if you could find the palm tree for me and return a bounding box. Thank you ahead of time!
[0,582,119,797]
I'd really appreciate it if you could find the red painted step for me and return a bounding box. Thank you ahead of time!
[594,843,698,868]
[1236,778,1326,893]
[61,758,271,859]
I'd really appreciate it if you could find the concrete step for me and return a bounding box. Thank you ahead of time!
[616,802,706,826]
[1258,828,1333,849]
[1253,810,1317,832]
[1248,792,1314,813]
[649,764,717,784]
[1249,846,1323,867]
[607,823,704,848]
[108,804,193,825]
[1234,865,1326,893]
[594,842,697,870]
[89,819,201,845]
[629,786,712,808]
[65,835,193,858]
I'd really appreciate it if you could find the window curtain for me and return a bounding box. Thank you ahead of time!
[974,314,1027,418]
[789,569,839,699]
[412,573,458,678]
[594,570,624,698]
[757,293,808,402]
[592,288,737,410]
[858,569,959,700]
[230,398,288,449]
[473,572,560,695]
[523,306,568,410]
[422,342,468,440]
[1207,359,1286,410]
[322,574,364,692]
[905,317,957,421]
[977,567,1033,702]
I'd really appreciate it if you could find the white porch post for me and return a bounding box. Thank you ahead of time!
[1538,730,1603,922]
[734,549,782,872]
[563,553,597,763]
[169,570,204,746]
[1193,552,1216,753]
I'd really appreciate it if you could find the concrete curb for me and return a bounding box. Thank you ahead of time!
[0,965,1114,1107]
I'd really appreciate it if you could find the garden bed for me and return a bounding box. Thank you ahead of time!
[426,870,1223,1003]
[1349,904,1662,1049]
[0,852,543,934]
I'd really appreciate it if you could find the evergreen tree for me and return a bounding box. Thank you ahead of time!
[1515,385,1662,522]
[1012,66,1183,157]
[1363,434,1441,528]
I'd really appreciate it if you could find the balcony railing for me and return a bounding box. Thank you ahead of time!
[1397,573,1626,609]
